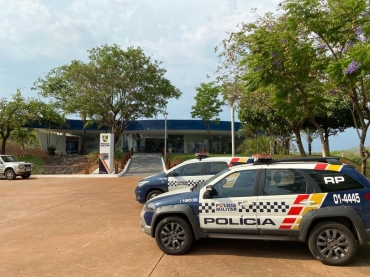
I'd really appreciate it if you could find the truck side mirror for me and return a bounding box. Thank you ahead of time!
[167,171,178,177]
[203,185,214,199]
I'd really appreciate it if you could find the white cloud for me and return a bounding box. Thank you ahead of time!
[0,0,279,111]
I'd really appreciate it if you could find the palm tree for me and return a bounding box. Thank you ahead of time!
[301,128,320,155]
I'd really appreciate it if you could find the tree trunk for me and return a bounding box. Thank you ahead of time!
[361,158,367,177]
[1,139,6,154]
[273,140,278,154]
[82,119,87,155]
[0,130,12,154]
[323,128,331,156]
[308,118,327,157]
[292,128,306,157]
[284,138,290,155]
[359,131,369,177]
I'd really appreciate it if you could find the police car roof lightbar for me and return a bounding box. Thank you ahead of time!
[263,156,342,165]
[252,154,273,164]
[195,152,209,161]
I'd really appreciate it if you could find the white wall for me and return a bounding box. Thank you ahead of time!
[36,130,67,154]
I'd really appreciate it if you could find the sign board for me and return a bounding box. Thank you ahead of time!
[99,133,114,174]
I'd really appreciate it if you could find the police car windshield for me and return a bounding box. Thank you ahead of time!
[192,168,231,192]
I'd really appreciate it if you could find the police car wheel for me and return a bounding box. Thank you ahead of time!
[308,222,357,266]
[155,216,193,255]
[146,190,162,202]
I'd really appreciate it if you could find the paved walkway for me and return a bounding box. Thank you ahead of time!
[124,153,164,176]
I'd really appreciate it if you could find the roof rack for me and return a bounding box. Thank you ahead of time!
[255,156,342,165]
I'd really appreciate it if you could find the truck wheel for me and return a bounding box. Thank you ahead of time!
[155,216,193,255]
[21,174,31,179]
[146,190,162,202]
[308,222,357,266]
[5,169,16,180]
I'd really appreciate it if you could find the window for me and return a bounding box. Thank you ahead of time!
[213,170,257,198]
[1,156,17,162]
[205,162,228,175]
[303,169,364,192]
[264,169,311,195]
[173,163,202,176]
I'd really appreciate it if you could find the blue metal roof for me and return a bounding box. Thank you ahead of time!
[28,119,241,132]
[125,119,241,131]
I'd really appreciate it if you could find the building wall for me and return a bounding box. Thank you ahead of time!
[36,131,67,154]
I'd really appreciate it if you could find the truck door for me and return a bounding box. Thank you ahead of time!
[199,169,258,234]
[167,162,204,191]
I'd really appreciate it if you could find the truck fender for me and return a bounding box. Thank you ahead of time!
[151,204,201,240]
[298,206,367,245]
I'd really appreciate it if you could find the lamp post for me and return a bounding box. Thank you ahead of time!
[164,112,168,159]
[228,95,237,157]
[231,102,235,157]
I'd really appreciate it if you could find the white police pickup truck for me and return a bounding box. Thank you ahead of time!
[140,155,370,266]
[0,155,34,180]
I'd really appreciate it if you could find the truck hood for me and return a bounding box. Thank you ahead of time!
[138,171,167,182]
[6,162,33,165]
[147,189,199,206]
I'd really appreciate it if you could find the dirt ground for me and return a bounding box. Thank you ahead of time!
[1,176,370,277]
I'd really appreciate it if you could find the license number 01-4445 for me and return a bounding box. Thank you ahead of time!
[333,193,360,204]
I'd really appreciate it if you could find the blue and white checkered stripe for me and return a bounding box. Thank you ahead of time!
[199,201,290,213]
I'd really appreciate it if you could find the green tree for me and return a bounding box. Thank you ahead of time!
[190,82,223,153]
[301,128,320,156]
[0,90,32,154]
[31,101,67,149]
[10,127,38,154]
[284,0,370,174]
[34,44,182,148]
[237,86,299,155]
[237,135,273,156]
[33,61,97,154]
[216,3,361,159]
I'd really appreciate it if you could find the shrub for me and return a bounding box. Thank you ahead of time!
[114,149,124,160]
[47,145,56,156]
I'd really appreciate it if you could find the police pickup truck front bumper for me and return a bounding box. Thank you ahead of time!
[140,209,152,236]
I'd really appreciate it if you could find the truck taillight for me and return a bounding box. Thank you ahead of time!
[363,193,370,201]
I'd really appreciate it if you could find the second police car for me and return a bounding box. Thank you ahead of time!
[140,155,370,266]
[135,155,254,203]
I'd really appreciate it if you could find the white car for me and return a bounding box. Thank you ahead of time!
[0,155,34,180]
[135,156,254,203]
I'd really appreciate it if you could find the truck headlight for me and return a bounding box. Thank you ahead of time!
[18,165,25,169]
[144,202,156,212]
[138,180,149,187]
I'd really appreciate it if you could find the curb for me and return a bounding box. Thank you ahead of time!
[117,159,132,177]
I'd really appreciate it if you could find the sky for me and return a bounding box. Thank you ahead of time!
[0,0,365,152]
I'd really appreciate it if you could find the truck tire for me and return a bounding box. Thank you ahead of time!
[5,169,16,180]
[155,216,193,255]
[308,221,357,266]
[21,174,31,179]
[146,190,162,202]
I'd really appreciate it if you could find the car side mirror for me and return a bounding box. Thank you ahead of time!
[203,185,214,199]
[167,171,178,177]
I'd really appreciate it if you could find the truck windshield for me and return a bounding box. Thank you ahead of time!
[1,156,18,162]
[192,168,231,192]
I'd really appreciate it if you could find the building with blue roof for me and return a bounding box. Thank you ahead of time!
[33,119,243,155]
